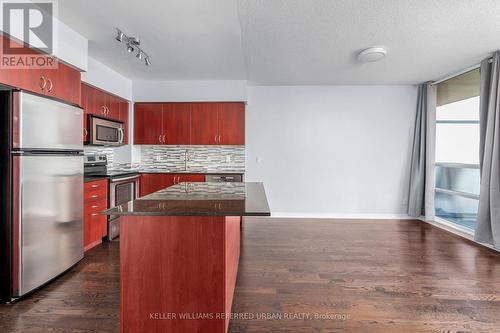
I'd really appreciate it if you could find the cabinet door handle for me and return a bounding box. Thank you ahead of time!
[158,135,162,143]
[91,205,99,208]
[91,213,99,216]
[162,134,166,143]
[91,184,99,188]
[91,194,99,198]
[46,79,53,92]
[40,76,46,90]
[83,128,88,139]
[218,135,221,144]
[102,106,106,115]
[214,135,217,143]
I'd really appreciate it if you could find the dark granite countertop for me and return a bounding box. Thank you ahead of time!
[102,182,270,217]
[84,175,109,183]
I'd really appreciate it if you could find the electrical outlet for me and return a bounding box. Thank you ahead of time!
[156,155,162,162]
[226,155,231,163]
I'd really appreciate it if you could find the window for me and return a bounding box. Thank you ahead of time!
[435,69,480,231]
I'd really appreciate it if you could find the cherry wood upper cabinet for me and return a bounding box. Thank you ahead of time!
[81,84,89,142]
[134,102,245,146]
[163,103,191,145]
[107,94,120,120]
[134,103,163,144]
[190,102,219,145]
[0,35,81,106]
[81,83,127,121]
[119,100,130,144]
[81,83,130,144]
[218,102,245,145]
[45,62,81,106]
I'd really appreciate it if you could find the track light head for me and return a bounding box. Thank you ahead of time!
[145,57,151,66]
[136,51,143,59]
[116,29,124,42]
[127,44,134,53]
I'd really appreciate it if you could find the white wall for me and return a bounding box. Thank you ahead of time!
[56,20,88,71]
[133,80,247,102]
[246,85,418,218]
[81,57,133,100]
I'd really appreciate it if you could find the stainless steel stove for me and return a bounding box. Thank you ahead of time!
[84,155,140,240]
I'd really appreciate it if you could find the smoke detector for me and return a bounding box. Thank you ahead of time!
[357,47,387,62]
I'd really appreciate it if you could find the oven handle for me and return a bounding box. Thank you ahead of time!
[109,175,141,183]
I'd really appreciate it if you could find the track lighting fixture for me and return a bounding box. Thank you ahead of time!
[115,28,151,66]
[116,30,124,42]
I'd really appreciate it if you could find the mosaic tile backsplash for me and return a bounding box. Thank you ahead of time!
[84,146,245,173]
[84,147,115,165]
[139,146,245,173]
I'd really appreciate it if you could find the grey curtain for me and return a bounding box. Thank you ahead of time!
[408,84,429,217]
[475,52,500,249]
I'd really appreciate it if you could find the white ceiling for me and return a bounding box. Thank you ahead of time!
[59,0,500,85]
[58,0,246,81]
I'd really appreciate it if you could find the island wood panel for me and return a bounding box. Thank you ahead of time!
[120,216,228,333]
[224,216,241,332]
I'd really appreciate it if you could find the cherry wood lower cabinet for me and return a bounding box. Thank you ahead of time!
[120,215,241,333]
[139,173,206,197]
[84,179,108,252]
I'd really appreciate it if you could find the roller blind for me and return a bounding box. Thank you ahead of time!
[436,69,480,106]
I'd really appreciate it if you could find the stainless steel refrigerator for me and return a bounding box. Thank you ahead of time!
[0,91,84,302]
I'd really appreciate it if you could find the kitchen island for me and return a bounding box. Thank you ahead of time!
[103,182,270,333]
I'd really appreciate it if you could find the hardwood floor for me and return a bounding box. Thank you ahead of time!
[230,218,500,333]
[0,241,119,333]
[0,218,499,333]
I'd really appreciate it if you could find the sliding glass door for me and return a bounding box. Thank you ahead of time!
[434,69,480,231]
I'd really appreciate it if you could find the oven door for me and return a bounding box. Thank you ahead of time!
[108,175,140,239]
[89,116,124,146]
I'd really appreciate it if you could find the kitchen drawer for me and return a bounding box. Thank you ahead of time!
[84,184,108,200]
[84,179,108,191]
[84,200,107,214]
[84,191,107,203]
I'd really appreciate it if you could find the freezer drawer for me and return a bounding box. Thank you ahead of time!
[13,92,83,151]
[13,154,84,297]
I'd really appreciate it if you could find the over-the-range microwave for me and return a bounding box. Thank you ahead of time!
[87,115,125,146]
